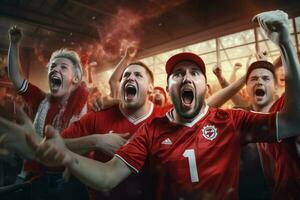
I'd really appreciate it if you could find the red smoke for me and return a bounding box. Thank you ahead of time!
[145,0,187,19]
[92,7,142,63]
[34,41,48,65]
[34,1,187,67]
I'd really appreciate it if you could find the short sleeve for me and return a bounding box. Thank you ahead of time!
[115,124,149,173]
[18,80,46,113]
[231,109,277,144]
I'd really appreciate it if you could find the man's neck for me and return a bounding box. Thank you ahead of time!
[173,103,208,125]
[252,102,274,113]
[54,86,77,107]
[120,100,153,120]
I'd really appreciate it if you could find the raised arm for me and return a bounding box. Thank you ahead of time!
[28,126,132,192]
[207,75,247,108]
[229,63,242,83]
[109,47,136,98]
[255,10,300,139]
[211,63,247,107]
[8,26,25,90]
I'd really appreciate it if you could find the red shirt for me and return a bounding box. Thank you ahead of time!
[257,95,300,199]
[116,106,277,200]
[18,80,88,173]
[61,103,170,200]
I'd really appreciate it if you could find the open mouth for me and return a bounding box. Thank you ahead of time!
[181,87,194,106]
[49,74,62,91]
[255,88,265,97]
[125,84,137,101]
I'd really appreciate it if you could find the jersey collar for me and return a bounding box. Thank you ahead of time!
[166,104,209,127]
[120,102,154,125]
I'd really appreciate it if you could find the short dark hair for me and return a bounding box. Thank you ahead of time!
[246,61,276,82]
[126,61,154,83]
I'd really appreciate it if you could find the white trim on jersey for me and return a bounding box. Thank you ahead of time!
[120,102,154,125]
[17,79,28,94]
[115,154,139,173]
[166,104,209,127]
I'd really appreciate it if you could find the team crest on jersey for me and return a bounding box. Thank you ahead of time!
[202,125,218,141]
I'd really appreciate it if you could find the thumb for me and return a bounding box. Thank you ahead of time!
[119,132,131,140]
[45,125,59,139]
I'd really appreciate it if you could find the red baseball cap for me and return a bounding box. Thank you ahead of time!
[165,52,206,80]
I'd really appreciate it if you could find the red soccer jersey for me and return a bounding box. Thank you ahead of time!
[62,103,168,161]
[116,106,277,200]
[257,95,300,199]
[61,103,170,199]
[18,80,88,173]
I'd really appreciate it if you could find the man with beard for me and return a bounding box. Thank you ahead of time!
[17,10,300,199]
[59,61,168,200]
[0,61,169,199]
[6,26,89,199]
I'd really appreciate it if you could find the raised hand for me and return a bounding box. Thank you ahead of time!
[8,25,22,44]
[253,10,290,44]
[0,106,40,159]
[212,63,222,77]
[233,63,242,71]
[27,125,73,167]
[127,46,137,58]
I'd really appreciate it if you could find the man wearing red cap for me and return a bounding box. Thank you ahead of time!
[2,10,300,199]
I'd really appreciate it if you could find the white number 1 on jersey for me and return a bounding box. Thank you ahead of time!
[183,149,199,183]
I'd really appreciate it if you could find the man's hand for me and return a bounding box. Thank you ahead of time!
[27,125,74,167]
[8,25,22,44]
[253,10,290,45]
[92,95,120,112]
[0,106,40,159]
[212,63,222,77]
[127,46,137,58]
[233,63,242,71]
[95,132,130,156]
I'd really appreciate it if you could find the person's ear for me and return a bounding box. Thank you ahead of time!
[148,83,154,95]
[72,76,79,84]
